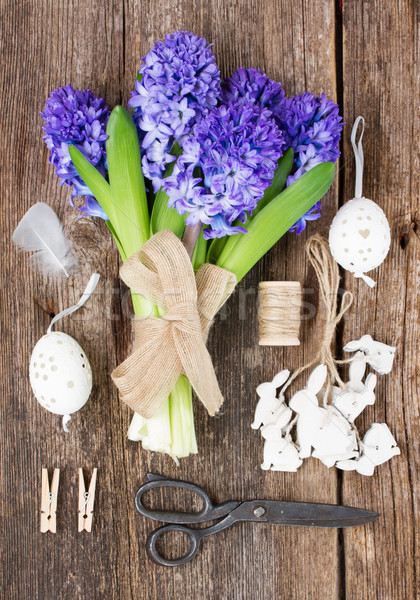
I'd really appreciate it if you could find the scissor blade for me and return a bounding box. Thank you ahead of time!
[237,501,379,528]
[146,473,168,482]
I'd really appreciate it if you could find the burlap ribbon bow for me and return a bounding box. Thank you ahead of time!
[112,230,237,418]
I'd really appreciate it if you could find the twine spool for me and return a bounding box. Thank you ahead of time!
[258,282,302,346]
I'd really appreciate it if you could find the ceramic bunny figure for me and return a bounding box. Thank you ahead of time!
[288,364,326,458]
[289,364,358,466]
[344,335,396,375]
[336,423,400,476]
[333,352,377,421]
[251,369,290,429]
[310,406,359,467]
[260,418,302,472]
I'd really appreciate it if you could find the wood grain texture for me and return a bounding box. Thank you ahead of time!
[340,1,419,599]
[0,1,418,599]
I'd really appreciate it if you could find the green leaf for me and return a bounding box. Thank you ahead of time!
[206,236,229,264]
[150,143,186,238]
[150,188,186,238]
[106,105,150,258]
[106,221,127,262]
[250,148,294,219]
[68,145,129,263]
[217,163,336,282]
[68,146,115,221]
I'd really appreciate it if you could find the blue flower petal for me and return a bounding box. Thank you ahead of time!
[77,196,108,220]
[129,31,221,185]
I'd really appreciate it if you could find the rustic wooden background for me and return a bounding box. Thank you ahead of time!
[1,1,418,598]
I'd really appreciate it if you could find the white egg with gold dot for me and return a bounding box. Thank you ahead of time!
[329,197,391,286]
[29,331,92,429]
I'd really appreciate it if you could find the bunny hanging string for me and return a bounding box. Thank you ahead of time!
[281,234,354,396]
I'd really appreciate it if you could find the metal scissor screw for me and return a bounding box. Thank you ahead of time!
[253,506,266,518]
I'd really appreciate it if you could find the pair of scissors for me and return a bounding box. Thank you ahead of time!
[135,474,380,567]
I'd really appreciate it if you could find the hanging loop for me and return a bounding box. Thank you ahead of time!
[351,116,365,199]
[47,273,100,334]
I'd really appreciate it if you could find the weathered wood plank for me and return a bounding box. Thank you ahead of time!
[3,0,417,599]
[119,2,341,599]
[341,1,419,599]
[0,1,131,599]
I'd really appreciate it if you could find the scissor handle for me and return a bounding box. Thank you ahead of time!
[135,474,237,524]
[146,524,203,567]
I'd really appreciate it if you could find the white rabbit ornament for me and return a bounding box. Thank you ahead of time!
[261,422,302,472]
[252,332,399,476]
[310,406,359,467]
[251,370,290,429]
[289,365,357,466]
[336,423,400,476]
[332,352,377,422]
[344,335,396,375]
[288,364,327,458]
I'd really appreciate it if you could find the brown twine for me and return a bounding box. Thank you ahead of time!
[282,234,354,394]
[111,230,236,418]
[258,282,302,346]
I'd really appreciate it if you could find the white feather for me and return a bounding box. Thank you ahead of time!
[12,202,76,277]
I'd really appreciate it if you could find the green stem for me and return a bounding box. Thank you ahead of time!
[192,230,208,270]
[128,290,197,460]
[169,375,198,459]
[130,289,153,317]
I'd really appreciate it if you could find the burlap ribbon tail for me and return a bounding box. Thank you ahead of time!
[111,229,236,419]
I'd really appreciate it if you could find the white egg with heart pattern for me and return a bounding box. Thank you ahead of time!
[29,331,92,417]
[329,197,390,276]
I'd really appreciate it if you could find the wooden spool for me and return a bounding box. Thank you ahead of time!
[258,281,302,346]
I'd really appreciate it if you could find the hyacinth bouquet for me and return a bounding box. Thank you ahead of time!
[41,31,343,461]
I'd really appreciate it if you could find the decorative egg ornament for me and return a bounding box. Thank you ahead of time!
[29,273,100,431]
[30,332,92,431]
[329,197,391,286]
[329,117,391,287]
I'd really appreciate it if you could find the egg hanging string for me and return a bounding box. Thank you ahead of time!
[281,235,354,397]
[47,273,100,334]
[351,116,365,200]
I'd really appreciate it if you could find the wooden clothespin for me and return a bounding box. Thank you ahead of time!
[40,468,60,533]
[78,468,97,532]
